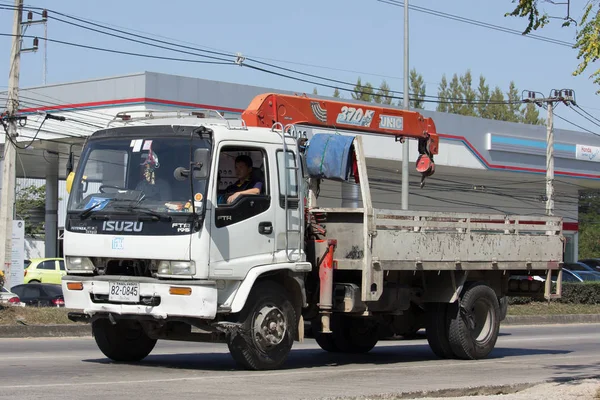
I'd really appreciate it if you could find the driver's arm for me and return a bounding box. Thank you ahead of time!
[226,181,262,204]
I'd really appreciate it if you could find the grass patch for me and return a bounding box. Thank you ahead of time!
[508,302,600,316]
[0,306,80,325]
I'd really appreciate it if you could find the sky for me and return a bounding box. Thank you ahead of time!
[0,0,599,134]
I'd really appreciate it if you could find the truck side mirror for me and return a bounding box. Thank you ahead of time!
[192,148,210,179]
[173,148,211,181]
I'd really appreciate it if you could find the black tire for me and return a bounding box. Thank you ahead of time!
[92,319,157,362]
[448,283,500,360]
[312,315,379,353]
[227,281,297,370]
[425,302,455,359]
[311,318,341,352]
[498,296,508,321]
[332,316,379,353]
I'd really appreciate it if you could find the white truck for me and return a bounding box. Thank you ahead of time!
[62,93,564,370]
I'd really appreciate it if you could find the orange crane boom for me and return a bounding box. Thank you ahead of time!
[241,93,439,182]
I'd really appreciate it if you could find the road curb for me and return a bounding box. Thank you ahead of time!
[0,324,91,338]
[503,313,600,325]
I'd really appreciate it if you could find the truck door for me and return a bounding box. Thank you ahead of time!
[209,143,275,278]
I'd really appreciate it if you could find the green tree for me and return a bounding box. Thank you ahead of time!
[459,70,477,116]
[374,80,393,105]
[506,81,521,123]
[351,78,374,102]
[487,86,510,121]
[438,71,545,126]
[520,102,545,125]
[409,68,426,109]
[579,190,600,258]
[436,75,450,112]
[332,88,341,98]
[15,184,46,236]
[447,73,463,114]
[476,75,491,119]
[506,1,600,93]
[312,87,318,95]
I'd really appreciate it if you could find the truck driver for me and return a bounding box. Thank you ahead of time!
[220,154,263,204]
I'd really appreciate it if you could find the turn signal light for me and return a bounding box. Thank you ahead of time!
[169,287,192,296]
[66,282,84,291]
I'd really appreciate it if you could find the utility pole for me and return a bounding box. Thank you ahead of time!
[0,0,24,279]
[523,89,575,217]
[21,9,48,84]
[545,101,554,217]
[0,1,39,280]
[401,0,410,210]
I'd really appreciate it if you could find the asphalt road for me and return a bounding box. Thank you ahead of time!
[0,324,598,400]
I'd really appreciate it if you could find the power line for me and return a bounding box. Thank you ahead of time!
[0,2,438,86]
[567,105,600,131]
[551,107,600,137]
[571,104,600,128]
[7,93,115,124]
[0,33,236,66]
[0,6,524,105]
[377,0,575,48]
[0,6,235,64]
[1,87,114,121]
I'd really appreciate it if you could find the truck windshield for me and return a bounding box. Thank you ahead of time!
[67,135,211,216]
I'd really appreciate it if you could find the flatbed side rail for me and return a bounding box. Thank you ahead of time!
[373,209,563,235]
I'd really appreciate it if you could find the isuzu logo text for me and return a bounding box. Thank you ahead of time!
[102,221,143,232]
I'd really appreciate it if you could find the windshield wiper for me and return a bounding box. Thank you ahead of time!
[113,205,171,221]
[79,203,103,220]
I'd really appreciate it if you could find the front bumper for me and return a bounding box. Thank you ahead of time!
[61,275,218,320]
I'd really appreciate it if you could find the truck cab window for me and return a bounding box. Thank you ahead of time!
[215,146,270,227]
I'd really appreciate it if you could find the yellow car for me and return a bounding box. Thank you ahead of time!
[24,258,66,285]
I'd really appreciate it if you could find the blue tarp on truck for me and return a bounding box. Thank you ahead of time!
[305,133,355,182]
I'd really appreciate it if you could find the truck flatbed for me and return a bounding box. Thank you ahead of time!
[311,207,563,271]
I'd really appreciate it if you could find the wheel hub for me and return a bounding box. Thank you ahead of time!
[254,306,286,348]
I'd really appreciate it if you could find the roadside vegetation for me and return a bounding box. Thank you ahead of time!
[508,303,600,316]
[1,283,598,326]
[0,306,80,325]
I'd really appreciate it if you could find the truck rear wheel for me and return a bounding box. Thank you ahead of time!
[425,302,455,359]
[448,283,500,360]
[227,281,296,370]
[92,318,157,362]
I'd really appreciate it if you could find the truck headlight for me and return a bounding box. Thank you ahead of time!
[157,260,195,276]
[65,257,95,274]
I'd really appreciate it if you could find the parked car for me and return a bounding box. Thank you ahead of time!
[565,261,598,273]
[9,283,65,307]
[0,286,20,305]
[578,258,600,272]
[23,258,66,284]
[560,266,600,283]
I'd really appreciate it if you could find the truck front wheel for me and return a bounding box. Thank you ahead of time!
[448,282,500,360]
[227,281,297,370]
[92,318,157,362]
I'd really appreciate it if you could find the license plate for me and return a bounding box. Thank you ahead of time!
[108,282,140,303]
